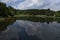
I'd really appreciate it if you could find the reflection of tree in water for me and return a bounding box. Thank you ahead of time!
[0,18,15,32]
[16,16,60,24]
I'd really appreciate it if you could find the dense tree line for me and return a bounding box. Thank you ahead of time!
[0,2,60,17]
[0,2,16,17]
[19,9,55,16]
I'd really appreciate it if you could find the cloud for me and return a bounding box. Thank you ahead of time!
[16,0,60,11]
[0,0,9,3]
[17,0,44,9]
[0,0,18,3]
[1,0,60,11]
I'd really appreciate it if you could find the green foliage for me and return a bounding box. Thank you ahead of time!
[0,2,16,17]
[0,2,8,17]
[55,12,60,17]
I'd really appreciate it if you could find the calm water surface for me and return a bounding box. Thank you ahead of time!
[0,19,60,40]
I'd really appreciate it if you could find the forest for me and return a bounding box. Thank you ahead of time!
[0,2,60,18]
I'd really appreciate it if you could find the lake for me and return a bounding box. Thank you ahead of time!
[0,17,60,40]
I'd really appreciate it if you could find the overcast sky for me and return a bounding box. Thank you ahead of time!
[1,0,60,11]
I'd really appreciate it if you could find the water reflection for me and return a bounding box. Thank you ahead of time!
[16,17,60,23]
[0,18,15,32]
[0,20,60,40]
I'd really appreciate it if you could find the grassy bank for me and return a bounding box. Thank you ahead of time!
[0,17,15,22]
[0,14,60,22]
[0,17,5,21]
[14,14,60,18]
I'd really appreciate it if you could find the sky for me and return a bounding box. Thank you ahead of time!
[0,0,60,11]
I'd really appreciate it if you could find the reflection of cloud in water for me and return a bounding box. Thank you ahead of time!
[0,20,60,40]
[17,20,56,40]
